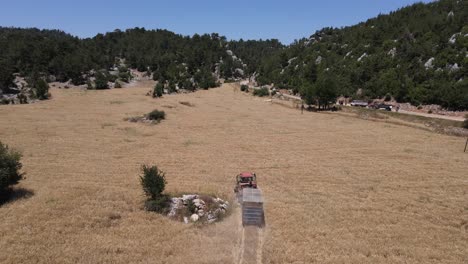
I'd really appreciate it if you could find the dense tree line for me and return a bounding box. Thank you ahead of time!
[257,0,468,110]
[0,28,281,95]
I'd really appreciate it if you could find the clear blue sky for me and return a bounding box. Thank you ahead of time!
[0,0,434,44]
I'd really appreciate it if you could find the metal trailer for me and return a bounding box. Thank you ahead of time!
[241,188,265,227]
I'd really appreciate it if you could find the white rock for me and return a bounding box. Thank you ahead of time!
[235,68,244,76]
[190,214,199,222]
[182,194,197,203]
[449,33,461,44]
[183,217,189,224]
[448,11,454,18]
[193,198,205,206]
[448,63,460,72]
[207,213,217,221]
[226,50,233,56]
[198,210,205,217]
[424,57,435,69]
[315,56,322,65]
[288,57,297,65]
[357,53,367,62]
[167,198,182,217]
[387,48,397,58]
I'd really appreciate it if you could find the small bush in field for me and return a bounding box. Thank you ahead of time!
[144,195,170,213]
[140,165,170,213]
[153,83,164,98]
[140,165,166,200]
[240,84,249,92]
[253,87,269,97]
[0,141,24,195]
[35,79,49,100]
[147,109,165,121]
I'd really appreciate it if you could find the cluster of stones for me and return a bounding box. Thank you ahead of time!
[168,194,229,224]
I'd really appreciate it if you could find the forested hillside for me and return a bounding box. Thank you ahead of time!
[0,0,467,109]
[257,0,468,110]
[0,27,281,94]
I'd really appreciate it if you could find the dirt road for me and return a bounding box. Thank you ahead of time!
[397,109,465,121]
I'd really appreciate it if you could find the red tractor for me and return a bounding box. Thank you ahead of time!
[234,172,257,193]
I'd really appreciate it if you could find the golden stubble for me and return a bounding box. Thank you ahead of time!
[0,82,467,263]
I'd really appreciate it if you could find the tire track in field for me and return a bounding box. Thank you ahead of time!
[236,214,263,264]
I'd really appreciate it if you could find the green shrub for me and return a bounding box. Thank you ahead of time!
[240,85,249,92]
[168,82,177,93]
[35,79,49,100]
[144,195,170,213]
[118,66,128,73]
[152,71,160,81]
[140,165,166,200]
[114,81,122,88]
[0,142,24,195]
[153,83,164,98]
[463,115,468,129]
[118,72,131,83]
[94,72,109,89]
[186,199,197,214]
[384,93,392,101]
[253,87,269,97]
[86,79,94,90]
[106,73,118,83]
[147,109,165,121]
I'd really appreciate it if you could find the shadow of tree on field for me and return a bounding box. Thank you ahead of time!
[0,188,34,206]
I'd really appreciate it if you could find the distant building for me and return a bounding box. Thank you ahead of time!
[336,96,351,106]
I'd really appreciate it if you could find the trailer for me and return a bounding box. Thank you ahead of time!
[240,188,265,227]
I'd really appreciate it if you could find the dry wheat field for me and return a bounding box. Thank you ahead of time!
[0,82,467,263]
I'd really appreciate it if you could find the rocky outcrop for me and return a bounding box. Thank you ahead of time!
[167,194,229,224]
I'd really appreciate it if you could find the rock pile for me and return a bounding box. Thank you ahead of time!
[167,194,229,224]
